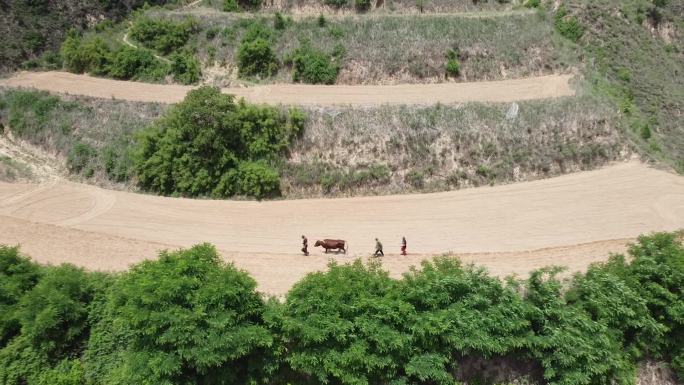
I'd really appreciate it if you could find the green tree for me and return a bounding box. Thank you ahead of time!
[0,246,42,347]
[280,260,413,385]
[16,265,97,361]
[106,244,273,384]
[134,86,303,198]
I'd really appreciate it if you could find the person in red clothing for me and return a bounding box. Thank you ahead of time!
[301,235,309,256]
[401,236,407,256]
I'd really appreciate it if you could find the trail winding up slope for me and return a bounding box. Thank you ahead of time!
[1,162,682,294]
[0,71,575,105]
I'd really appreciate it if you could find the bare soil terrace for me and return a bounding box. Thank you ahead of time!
[1,161,682,295]
[0,71,575,105]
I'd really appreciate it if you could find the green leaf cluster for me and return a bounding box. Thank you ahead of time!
[291,43,342,85]
[129,16,198,56]
[134,86,305,198]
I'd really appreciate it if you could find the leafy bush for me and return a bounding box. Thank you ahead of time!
[445,49,460,78]
[108,45,168,81]
[223,0,240,11]
[291,43,341,84]
[555,6,584,42]
[355,0,371,11]
[16,266,95,359]
[105,244,273,384]
[280,260,410,385]
[4,90,59,140]
[169,50,201,84]
[129,16,198,55]
[134,86,304,198]
[62,34,168,81]
[524,268,634,385]
[66,142,97,176]
[61,34,112,75]
[237,38,279,78]
[228,161,281,199]
[0,247,42,347]
[525,0,540,8]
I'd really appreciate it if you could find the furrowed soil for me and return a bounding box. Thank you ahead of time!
[0,71,575,105]
[1,161,682,295]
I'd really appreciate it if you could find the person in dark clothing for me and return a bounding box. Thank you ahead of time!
[401,236,407,256]
[301,235,309,256]
[374,238,384,257]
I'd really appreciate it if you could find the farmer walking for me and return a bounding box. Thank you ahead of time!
[401,236,407,255]
[374,238,384,257]
[301,235,309,256]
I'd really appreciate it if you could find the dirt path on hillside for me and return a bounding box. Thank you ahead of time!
[1,162,682,294]
[0,71,575,105]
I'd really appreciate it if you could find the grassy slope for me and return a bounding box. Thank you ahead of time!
[570,0,683,173]
[0,89,627,197]
[0,0,181,73]
[123,8,567,85]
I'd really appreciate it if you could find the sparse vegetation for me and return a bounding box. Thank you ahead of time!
[0,232,682,384]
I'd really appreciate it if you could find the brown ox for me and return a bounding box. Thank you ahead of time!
[314,239,347,254]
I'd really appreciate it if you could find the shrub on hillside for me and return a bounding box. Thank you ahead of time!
[0,246,42,347]
[291,43,341,84]
[108,45,168,81]
[445,49,460,78]
[61,34,112,75]
[355,0,371,11]
[237,28,279,78]
[67,142,97,177]
[169,50,201,84]
[133,86,304,198]
[129,16,198,55]
[554,6,584,42]
[219,161,281,199]
[103,244,273,384]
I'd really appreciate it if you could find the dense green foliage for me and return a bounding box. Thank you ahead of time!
[0,232,682,384]
[169,51,202,84]
[129,16,198,55]
[134,86,305,198]
[554,6,584,42]
[445,49,460,77]
[237,24,279,78]
[95,244,273,384]
[60,33,170,82]
[0,247,41,347]
[291,43,342,85]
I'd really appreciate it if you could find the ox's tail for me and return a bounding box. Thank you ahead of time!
[345,241,349,254]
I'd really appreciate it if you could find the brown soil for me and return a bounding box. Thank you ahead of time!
[0,71,575,106]
[1,161,682,295]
